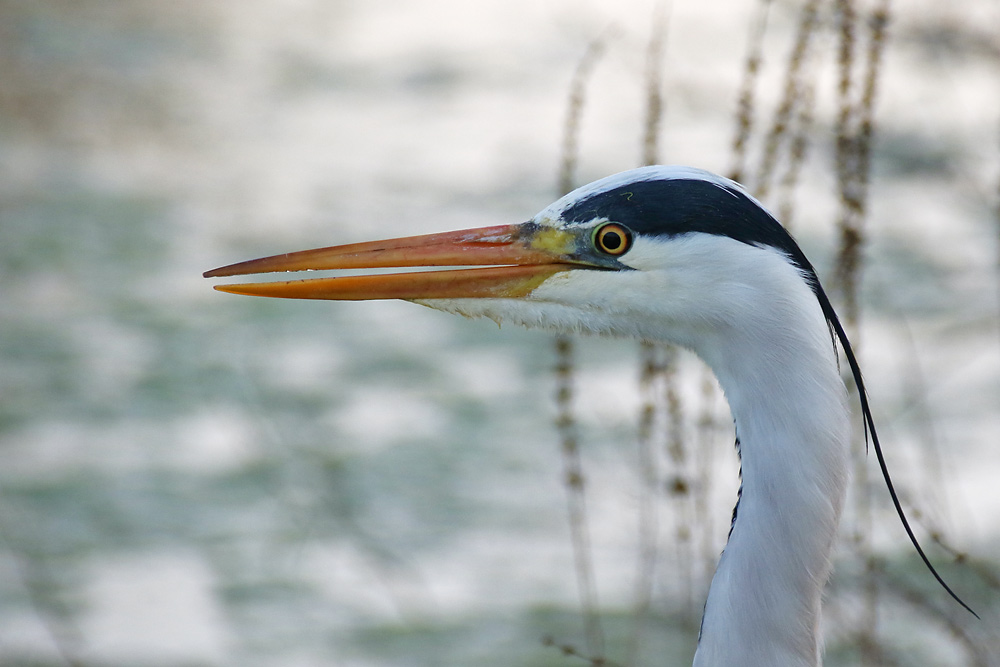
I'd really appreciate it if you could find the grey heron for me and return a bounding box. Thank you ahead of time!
[205,165,972,666]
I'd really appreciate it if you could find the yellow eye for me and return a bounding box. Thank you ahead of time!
[593,223,631,256]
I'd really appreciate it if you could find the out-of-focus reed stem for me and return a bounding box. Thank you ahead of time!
[728,0,772,184]
[754,0,820,201]
[832,0,890,662]
[629,5,674,664]
[553,31,614,663]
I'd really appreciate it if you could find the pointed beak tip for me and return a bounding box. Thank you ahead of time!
[212,283,248,296]
[204,264,244,279]
[203,264,234,278]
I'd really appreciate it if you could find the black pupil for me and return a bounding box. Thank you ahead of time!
[602,230,622,251]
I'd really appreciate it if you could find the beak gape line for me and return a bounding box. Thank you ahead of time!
[204,223,577,301]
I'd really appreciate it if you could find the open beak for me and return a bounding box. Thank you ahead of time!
[203,223,579,301]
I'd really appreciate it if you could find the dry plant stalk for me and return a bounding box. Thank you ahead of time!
[833,0,871,657]
[831,0,890,661]
[640,1,669,168]
[554,335,605,660]
[629,6,674,663]
[776,78,816,229]
[542,635,621,667]
[754,0,820,201]
[552,31,614,662]
[833,0,888,328]
[558,34,613,196]
[728,0,772,184]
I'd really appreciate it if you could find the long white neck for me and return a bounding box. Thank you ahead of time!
[690,299,851,666]
[426,235,853,665]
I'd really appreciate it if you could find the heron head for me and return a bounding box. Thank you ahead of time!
[205,166,822,348]
[204,165,981,621]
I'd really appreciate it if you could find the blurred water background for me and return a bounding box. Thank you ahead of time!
[1,1,999,665]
